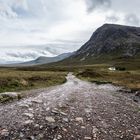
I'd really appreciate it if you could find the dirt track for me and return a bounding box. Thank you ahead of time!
[0,73,140,140]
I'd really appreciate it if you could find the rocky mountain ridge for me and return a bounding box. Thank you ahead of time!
[67,24,140,64]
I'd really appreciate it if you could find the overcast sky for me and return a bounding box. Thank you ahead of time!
[0,0,140,63]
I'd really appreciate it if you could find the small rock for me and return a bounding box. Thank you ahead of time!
[54,108,59,111]
[0,129,9,136]
[38,134,44,139]
[135,91,140,97]
[135,127,140,135]
[28,108,33,111]
[85,108,91,113]
[60,111,67,116]
[48,124,58,129]
[32,100,42,104]
[46,116,55,123]
[19,104,29,108]
[23,113,34,118]
[40,125,43,129]
[52,110,59,114]
[46,107,50,111]
[24,120,34,125]
[75,117,84,123]
[134,127,140,140]
[133,97,139,102]
[87,118,91,121]
[43,103,47,106]
[62,128,68,132]
[27,136,35,140]
[34,124,39,128]
[30,136,35,140]
[134,135,140,140]
[92,126,98,134]
[62,118,69,123]
[57,135,62,139]
[84,136,92,140]
[81,126,86,129]
[19,132,24,138]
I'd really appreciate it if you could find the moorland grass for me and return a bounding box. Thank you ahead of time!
[18,60,140,90]
[76,68,140,90]
[0,68,67,93]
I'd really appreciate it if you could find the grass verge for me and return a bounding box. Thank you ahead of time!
[0,68,67,103]
[75,67,140,90]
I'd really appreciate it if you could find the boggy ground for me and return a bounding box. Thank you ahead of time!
[0,73,140,140]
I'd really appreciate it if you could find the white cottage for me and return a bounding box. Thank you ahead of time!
[108,67,116,71]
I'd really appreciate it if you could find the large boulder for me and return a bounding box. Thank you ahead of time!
[0,92,20,103]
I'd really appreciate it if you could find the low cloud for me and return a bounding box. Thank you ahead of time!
[0,43,80,64]
[106,15,119,22]
[124,13,140,26]
[85,0,111,12]
[7,52,37,59]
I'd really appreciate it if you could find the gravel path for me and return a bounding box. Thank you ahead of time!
[0,73,140,140]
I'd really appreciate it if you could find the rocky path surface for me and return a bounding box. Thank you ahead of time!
[0,73,140,140]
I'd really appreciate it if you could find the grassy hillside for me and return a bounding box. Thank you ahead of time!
[50,54,140,69]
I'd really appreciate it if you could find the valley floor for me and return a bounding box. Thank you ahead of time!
[0,73,140,140]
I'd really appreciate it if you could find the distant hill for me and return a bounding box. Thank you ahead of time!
[3,52,73,67]
[60,24,140,65]
[21,52,73,66]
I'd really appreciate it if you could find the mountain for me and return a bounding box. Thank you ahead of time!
[6,52,73,67]
[22,52,73,66]
[60,24,140,65]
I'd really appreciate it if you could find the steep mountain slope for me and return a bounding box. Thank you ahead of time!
[62,24,140,65]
